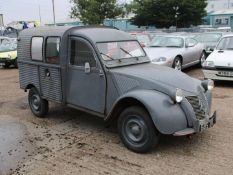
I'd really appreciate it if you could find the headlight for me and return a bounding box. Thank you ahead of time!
[202,79,214,91]
[152,57,167,62]
[203,61,215,67]
[175,89,183,103]
[207,79,214,90]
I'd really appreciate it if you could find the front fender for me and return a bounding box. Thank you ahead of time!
[108,89,188,135]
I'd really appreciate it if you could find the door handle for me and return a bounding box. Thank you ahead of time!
[45,69,50,77]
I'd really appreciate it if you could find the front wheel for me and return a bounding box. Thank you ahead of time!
[172,57,182,71]
[118,106,159,153]
[28,87,48,118]
[199,51,206,67]
[3,63,10,69]
[14,58,18,68]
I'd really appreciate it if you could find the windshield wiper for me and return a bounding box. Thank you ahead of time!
[100,52,114,60]
[120,47,139,61]
[149,46,162,47]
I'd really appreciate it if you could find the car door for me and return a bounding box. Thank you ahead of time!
[66,36,106,114]
[184,38,199,65]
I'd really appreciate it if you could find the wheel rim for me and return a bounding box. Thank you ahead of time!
[200,53,206,65]
[123,116,148,145]
[31,94,41,111]
[174,59,182,71]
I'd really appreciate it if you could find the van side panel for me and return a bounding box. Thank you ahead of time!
[39,66,62,102]
[18,63,40,91]
[18,28,64,103]
[18,32,41,92]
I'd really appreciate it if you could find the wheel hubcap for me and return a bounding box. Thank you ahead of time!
[201,53,206,65]
[125,117,146,143]
[31,94,40,111]
[174,60,181,71]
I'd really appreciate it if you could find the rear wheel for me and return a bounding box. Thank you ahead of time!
[118,106,159,153]
[172,57,182,71]
[28,87,48,118]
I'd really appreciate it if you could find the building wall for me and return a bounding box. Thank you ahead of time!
[209,14,233,28]
[207,0,233,12]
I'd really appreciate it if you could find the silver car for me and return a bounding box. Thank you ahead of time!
[144,35,206,70]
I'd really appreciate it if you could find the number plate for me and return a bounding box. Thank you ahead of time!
[218,71,233,77]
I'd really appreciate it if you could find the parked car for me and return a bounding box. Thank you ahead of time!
[144,35,206,70]
[0,37,17,68]
[193,32,225,55]
[203,34,233,81]
[18,26,216,153]
[129,32,151,47]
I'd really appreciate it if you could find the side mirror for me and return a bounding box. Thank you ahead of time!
[140,43,146,47]
[84,62,91,74]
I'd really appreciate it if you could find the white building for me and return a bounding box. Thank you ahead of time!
[206,0,233,12]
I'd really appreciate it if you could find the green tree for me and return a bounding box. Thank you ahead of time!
[130,0,207,28]
[70,0,123,25]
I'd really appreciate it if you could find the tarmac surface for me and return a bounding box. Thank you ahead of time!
[0,67,233,175]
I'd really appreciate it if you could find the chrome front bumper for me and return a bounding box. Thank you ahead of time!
[173,111,217,136]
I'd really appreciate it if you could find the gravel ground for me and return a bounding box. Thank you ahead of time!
[0,67,233,175]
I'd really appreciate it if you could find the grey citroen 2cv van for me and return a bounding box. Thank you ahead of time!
[18,26,216,153]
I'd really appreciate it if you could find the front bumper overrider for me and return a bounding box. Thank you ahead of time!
[173,111,216,136]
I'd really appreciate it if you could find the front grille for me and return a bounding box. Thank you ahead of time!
[186,96,206,120]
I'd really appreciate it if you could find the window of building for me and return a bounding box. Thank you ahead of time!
[45,37,60,64]
[70,39,96,67]
[31,37,43,61]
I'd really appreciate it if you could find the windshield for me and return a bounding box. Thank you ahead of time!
[216,36,233,50]
[97,41,146,61]
[135,35,150,45]
[194,33,222,42]
[149,36,184,48]
[0,39,17,52]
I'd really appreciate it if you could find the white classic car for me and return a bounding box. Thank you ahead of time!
[203,34,233,81]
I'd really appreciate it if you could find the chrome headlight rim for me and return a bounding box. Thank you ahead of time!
[202,79,214,91]
[207,79,214,90]
[175,88,183,103]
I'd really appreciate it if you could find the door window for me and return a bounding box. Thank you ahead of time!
[45,37,60,64]
[31,37,43,61]
[186,38,197,47]
[70,39,96,67]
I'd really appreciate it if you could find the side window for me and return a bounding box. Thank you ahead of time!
[186,38,197,46]
[70,39,96,67]
[45,37,60,64]
[31,37,43,61]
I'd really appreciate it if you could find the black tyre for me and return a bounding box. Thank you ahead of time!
[199,51,206,67]
[28,87,48,118]
[118,106,159,153]
[3,63,10,69]
[14,58,18,68]
[172,57,182,71]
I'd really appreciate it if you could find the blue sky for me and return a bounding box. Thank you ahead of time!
[0,0,71,24]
